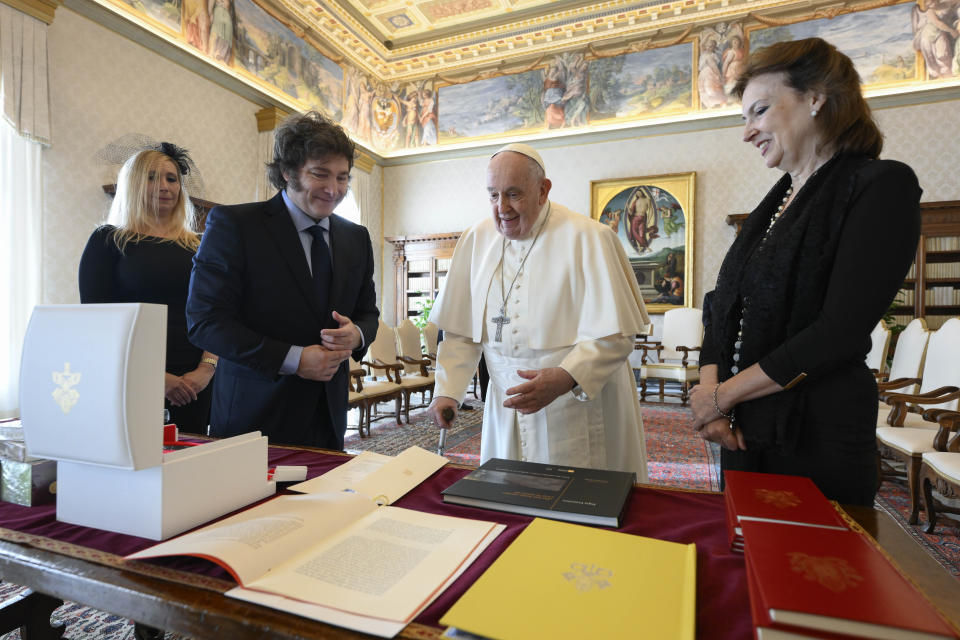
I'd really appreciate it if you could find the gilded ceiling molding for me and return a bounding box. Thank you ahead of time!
[587,24,694,59]
[256,107,291,132]
[436,54,547,85]
[268,0,799,81]
[1,0,61,23]
[354,151,375,172]
[746,0,900,25]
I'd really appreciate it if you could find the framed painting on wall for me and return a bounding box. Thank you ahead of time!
[591,172,695,313]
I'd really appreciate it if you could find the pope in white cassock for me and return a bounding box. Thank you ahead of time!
[427,143,652,479]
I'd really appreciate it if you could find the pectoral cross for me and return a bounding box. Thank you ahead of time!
[491,307,510,342]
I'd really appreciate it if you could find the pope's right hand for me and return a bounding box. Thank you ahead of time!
[428,396,459,429]
[297,344,352,381]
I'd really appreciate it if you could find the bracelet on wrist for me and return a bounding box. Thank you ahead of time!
[200,357,218,369]
[713,383,734,421]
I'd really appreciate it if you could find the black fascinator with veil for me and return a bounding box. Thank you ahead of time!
[96,133,205,198]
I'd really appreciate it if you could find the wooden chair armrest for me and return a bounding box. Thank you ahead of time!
[398,355,431,376]
[886,387,960,408]
[871,370,887,381]
[922,407,955,422]
[636,343,663,365]
[932,411,960,452]
[349,369,365,392]
[877,377,922,393]
[634,342,662,352]
[362,359,403,383]
[674,346,701,367]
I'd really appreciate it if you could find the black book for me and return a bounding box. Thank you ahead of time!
[441,458,636,527]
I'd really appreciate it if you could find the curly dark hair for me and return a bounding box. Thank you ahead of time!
[266,111,355,190]
[733,37,883,159]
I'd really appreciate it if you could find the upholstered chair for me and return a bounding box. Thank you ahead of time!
[635,308,703,404]
[877,318,960,523]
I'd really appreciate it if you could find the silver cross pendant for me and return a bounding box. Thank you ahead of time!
[491,307,510,342]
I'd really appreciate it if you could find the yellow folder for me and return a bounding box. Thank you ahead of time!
[441,518,697,640]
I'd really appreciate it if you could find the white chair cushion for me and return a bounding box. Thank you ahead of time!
[360,381,401,399]
[922,452,960,481]
[876,427,938,455]
[640,364,700,383]
[398,375,433,388]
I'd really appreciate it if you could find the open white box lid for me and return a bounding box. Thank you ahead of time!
[19,303,166,471]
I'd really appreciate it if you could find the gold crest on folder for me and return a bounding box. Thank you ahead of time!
[52,362,81,414]
[789,552,863,593]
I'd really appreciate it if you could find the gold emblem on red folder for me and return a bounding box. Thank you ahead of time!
[755,489,801,509]
[789,552,863,593]
[52,362,81,414]
[562,563,613,592]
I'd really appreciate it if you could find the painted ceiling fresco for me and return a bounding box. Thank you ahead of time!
[100,0,959,156]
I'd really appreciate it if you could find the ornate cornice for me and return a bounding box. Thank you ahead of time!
[1,0,61,23]
[354,151,375,172]
[255,106,291,132]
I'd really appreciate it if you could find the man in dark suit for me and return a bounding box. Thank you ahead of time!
[186,112,379,449]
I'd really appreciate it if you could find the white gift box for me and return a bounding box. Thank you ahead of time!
[19,304,275,540]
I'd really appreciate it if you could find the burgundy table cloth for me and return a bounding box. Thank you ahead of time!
[0,445,751,639]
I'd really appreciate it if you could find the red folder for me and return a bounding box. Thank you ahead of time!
[742,521,959,640]
[724,471,847,552]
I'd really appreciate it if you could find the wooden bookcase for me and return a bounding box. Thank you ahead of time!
[728,202,960,330]
[385,232,461,323]
[893,201,960,330]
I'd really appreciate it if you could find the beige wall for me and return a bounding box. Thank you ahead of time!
[381,98,960,328]
[42,8,262,304]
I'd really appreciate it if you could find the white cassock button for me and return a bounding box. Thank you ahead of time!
[514,299,520,305]
[512,328,518,334]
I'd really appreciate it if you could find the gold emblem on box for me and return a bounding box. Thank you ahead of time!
[52,362,81,414]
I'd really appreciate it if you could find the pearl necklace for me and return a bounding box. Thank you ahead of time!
[764,186,794,236]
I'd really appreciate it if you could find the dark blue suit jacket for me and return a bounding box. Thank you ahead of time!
[186,192,379,448]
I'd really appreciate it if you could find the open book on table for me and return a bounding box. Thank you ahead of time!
[288,446,447,504]
[128,450,503,638]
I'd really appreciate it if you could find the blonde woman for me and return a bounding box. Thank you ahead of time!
[79,144,217,434]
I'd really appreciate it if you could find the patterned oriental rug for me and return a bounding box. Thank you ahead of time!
[1,403,958,639]
[345,402,723,491]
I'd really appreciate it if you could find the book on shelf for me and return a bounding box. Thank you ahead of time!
[742,520,959,640]
[128,491,504,638]
[724,471,847,552]
[440,518,696,640]
[441,457,635,527]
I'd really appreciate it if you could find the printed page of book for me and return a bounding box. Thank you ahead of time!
[288,451,391,494]
[246,506,502,622]
[227,523,505,638]
[289,446,446,505]
[126,492,377,584]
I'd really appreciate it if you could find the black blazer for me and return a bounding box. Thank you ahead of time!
[186,192,379,448]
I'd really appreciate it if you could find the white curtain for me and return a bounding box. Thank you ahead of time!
[0,119,43,419]
[256,128,274,200]
[351,167,374,228]
[0,3,51,144]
